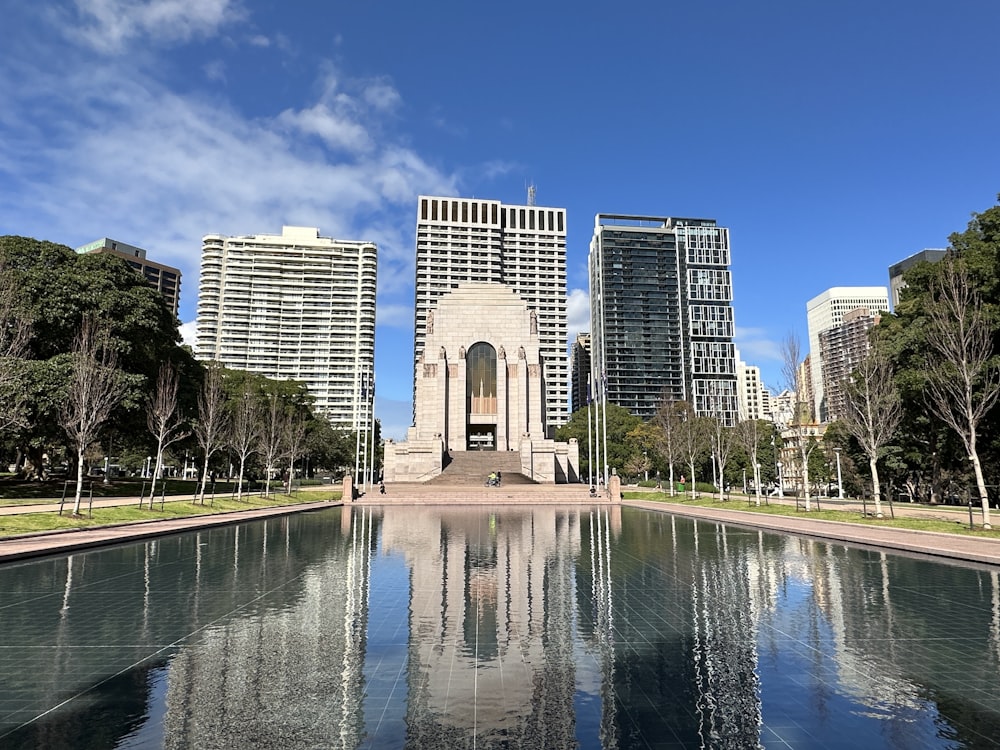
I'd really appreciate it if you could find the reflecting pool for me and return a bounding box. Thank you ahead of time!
[1,505,999,748]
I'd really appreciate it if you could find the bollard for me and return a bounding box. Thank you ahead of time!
[969,500,975,530]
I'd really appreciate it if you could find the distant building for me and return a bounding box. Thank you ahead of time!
[413,196,568,434]
[570,332,592,413]
[195,226,376,430]
[819,307,881,422]
[588,214,737,423]
[806,287,889,422]
[76,237,181,316]
[888,248,947,309]
[736,353,770,421]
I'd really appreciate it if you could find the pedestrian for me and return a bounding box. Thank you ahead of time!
[379,481,386,495]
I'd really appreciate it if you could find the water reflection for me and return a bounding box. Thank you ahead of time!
[1,506,999,748]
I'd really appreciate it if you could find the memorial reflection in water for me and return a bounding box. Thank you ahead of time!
[1,506,999,748]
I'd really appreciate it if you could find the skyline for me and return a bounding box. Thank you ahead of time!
[2,1,998,439]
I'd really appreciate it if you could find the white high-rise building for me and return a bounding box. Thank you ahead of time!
[414,196,568,433]
[806,286,889,423]
[736,352,769,422]
[195,226,377,429]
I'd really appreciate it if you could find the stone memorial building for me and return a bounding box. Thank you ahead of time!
[383,284,579,483]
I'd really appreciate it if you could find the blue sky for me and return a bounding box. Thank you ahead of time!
[2,0,998,440]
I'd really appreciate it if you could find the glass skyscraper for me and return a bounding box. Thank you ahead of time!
[588,214,737,423]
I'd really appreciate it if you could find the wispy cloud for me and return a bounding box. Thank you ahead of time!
[734,326,783,365]
[65,0,245,53]
[0,6,458,326]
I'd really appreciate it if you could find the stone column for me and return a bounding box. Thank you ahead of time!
[496,349,508,450]
[453,359,467,451]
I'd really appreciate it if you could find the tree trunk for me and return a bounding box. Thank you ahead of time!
[799,444,811,511]
[198,454,211,504]
[237,455,246,501]
[668,465,675,497]
[971,451,993,529]
[72,449,85,515]
[148,449,164,509]
[869,455,883,518]
[753,463,762,507]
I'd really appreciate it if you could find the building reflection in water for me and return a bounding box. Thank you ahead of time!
[2,505,1000,749]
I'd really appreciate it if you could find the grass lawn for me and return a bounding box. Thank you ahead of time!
[0,491,342,538]
[0,477,332,503]
[624,491,1000,538]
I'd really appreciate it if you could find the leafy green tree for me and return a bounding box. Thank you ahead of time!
[0,236,195,476]
[557,404,642,483]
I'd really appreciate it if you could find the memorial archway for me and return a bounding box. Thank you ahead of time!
[466,342,497,450]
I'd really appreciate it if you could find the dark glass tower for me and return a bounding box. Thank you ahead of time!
[588,215,737,422]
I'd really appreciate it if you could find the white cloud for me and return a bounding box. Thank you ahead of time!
[734,326,783,365]
[566,288,590,345]
[247,33,269,47]
[363,81,402,112]
[68,0,244,53]
[0,48,458,331]
[376,304,413,329]
[179,320,197,348]
[203,59,226,83]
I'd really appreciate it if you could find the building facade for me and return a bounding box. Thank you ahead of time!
[736,353,770,422]
[888,248,946,310]
[806,286,889,423]
[570,332,592,413]
[819,307,881,422]
[414,196,568,434]
[384,283,578,483]
[588,214,737,423]
[76,237,182,316]
[195,226,376,429]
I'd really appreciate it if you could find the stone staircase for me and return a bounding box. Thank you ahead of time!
[427,450,534,486]
[358,482,604,505]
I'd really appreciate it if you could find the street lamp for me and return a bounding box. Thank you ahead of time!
[834,448,844,499]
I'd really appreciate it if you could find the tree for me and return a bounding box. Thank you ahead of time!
[258,393,287,497]
[781,332,817,509]
[652,398,686,495]
[59,317,126,515]
[0,236,193,477]
[555,404,642,481]
[676,403,709,498]
[193,362,228,503]
[0,256,30,434]
[839,347,902,517]
[145,362,190,507]
[924,259,999,528]
[282,412,308,493]
[230,388,262,500]
[735,418,767,506]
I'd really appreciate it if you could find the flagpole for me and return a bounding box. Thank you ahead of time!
[368,367,377,491]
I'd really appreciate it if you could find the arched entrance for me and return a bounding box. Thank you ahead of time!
[466,342,497,450]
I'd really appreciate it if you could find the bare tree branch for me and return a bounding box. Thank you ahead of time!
[839,347,902,517]
[194,362,228,503]
[59,316,126,515]
[924,259,1000,528]
[145,362,190,507]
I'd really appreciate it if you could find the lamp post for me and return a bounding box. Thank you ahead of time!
[643,451,648,482]
[834,448,844,499]
[777,460,784,497]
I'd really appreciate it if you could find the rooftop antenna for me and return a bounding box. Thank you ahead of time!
[526,182,536,206]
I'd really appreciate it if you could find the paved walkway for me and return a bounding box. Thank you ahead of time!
[626,499,1000,567]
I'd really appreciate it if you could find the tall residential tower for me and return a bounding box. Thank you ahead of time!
[195,226,377,430]
[414,196,568,433]
[589,214,737,423]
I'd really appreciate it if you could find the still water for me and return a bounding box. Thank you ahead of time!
[1,505,999,749]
